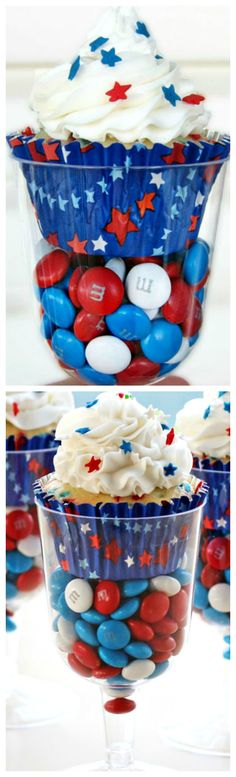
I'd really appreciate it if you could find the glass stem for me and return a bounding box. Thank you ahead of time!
[100,686,137,770]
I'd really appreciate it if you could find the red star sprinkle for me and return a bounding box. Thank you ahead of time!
[162,142,186,165]
[89,534,101,549]
[47,232,59,246]
[23,126,34,136]
[28,141,46,163]
[118,393,124,398]
[179,523,190,539]
[182,94,205,105]
[106,81,132,102]
[194,480,204,494]
[166,428,175,446]
[105,207,139,246]
[85,456,102,473]
[104,539,122,564]
[131,493,145,501]
[43,141,60,161]
[226,427,230,436]
[136,192,156,218]
[67,233,88,254]
[154,543,169,567]
[12,402,19,416]
[139,549,153,567]
[189,133,202,140]
[188,215,199,232]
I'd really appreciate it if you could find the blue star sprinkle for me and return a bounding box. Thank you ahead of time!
[161,423,169,430]
[136,21,150,38]
[224,402,230,413]
[164,463,178,476]
[86,399,98,408]
[155,54,163,60]
[90,36,109,52]
[120,440,132,454]
[75,427,91,434]
[68,56,81,81]
[162,84,181,107]
[101,48,122,67]
[218,391,227,397]
[203,406,211,419]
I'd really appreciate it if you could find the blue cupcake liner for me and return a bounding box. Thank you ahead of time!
[7,131,230,258]
[34,475,207,580]
[192,458,230,531]
[6,433,58,507]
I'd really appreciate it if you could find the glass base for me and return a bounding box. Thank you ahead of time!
[66,761,170,773]
[6,674,68,729]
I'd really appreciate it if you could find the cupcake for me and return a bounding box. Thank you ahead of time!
[34,391,207,581]
[176,392,230,650]
[7,7,230,384]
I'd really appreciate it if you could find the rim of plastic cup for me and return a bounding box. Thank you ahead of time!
[15,157,229,172]
[34,495,208,521]
[6,446,58,455]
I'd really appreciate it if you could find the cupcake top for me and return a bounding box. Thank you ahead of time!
[30,6,210,146]
[6,391,74,433]
[53,391,193,498]
[175,392,230,460]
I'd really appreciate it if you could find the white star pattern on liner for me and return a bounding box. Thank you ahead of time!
[85,189,95,203]
[144,522,152,534]
[162,228,171,240]
[92,235,108,252]
[80,558,89,569]
[61,146,71,164]
[187,167,196,181]
[71,193,81,209]
[171,204,179,220]
[109,165,124,181]
[58,195,69,211]
[195,191,205,207]
[133,522,142,534]
[176,185,188,202]
[59,543,66,553]
[29,180,38,197]
[152,246,164,256]
[149,172,164,189]
[89,570,99,579]
[216,517,227,528]
[38,187,47,203]
[124,555,135,567]
[97,177,109,194]
[47,194,56,209]
[170,535,178,545]
[80,522,91,534]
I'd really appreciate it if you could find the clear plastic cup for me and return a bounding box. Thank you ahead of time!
[13,153,229,385]
[35,488,206,770]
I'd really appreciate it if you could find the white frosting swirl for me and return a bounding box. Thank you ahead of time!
[175,393,230,459]
[53,391,193,497]
[6,392,74,432]
[30,6,210,145]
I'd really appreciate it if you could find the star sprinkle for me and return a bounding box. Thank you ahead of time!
[90,36,109,52]
[195,191,205,207]
[164,463,177,476]
[12,402,19,416]
[104,540,122,563]
[182,93,205,104]
[75,427,91,434]
[86,399,98,408]
[162,84,181,107]
[136,21,150,37]
[149,172,164,189]
[224,402,230,413]
[120,440,132,454]
[105,206,139,246]
[188,215,199,232]
[226,427,230,436]
[85,456,102,473]
[124,555,135,568]
[176,185,188,203]
[67,233,88,253]
[166,428,175,445]
[92,235,108,252]
[101,47,122,67]
[106,81,131,102]
[89,534,101,549]
[68,56,81,81]
[139,550,153,567]
[136,192,156,217]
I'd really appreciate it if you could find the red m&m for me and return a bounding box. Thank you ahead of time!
[162,279,193,324]
[68,267,84,306]
[35,250,70,288]
[206,537,230,570]
[77,267,124,315]
[117,357,160,384]
[181,297,202,337]
[140,592,169,623]
[6,509,34,540]
[17,566,44,591]
[74,310,106,341]
[94,581,120,615]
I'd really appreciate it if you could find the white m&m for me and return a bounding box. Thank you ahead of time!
[65,579,93,613]
[150,575,181,596]
[125,264,171,310]
[85,336,131,375]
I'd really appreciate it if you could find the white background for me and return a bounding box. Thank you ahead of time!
[6,2,230,386]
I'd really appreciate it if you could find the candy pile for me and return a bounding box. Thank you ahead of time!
[6,507,44,631]
[194,533,230,657]
[49,567,191,711]
[35,239,209,384]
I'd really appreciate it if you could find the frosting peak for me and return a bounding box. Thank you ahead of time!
[175,392,230,459]
[6,391,74,432]
[54,391,193,497]
[30,6,210,145]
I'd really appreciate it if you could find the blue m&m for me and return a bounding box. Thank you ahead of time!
[42,288,76,328]
[106,304,151,341]
[52,329,85,369]
[141,319,182,363]
[183,241,209,287]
